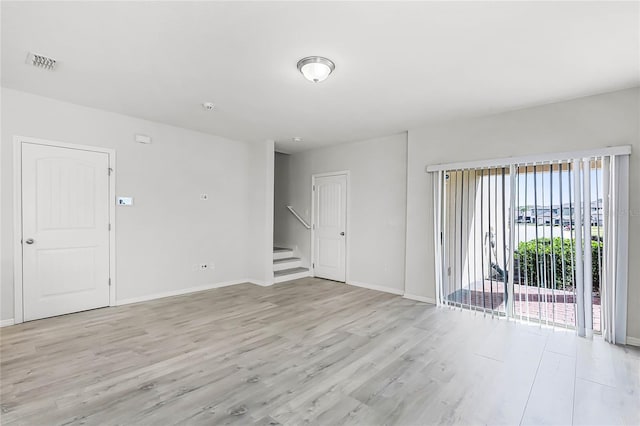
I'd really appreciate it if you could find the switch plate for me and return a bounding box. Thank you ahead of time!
[200,194,208,201]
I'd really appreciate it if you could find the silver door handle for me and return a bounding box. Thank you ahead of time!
[25,238,35,244]
[340,232,345,236]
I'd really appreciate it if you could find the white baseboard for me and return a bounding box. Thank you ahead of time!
[626,336,640,347]
[403,293,437,304]
[347,280,404,296]
[0,318,15,328]
[116,279,250,306]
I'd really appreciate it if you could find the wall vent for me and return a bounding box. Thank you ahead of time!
[27,52,57,71]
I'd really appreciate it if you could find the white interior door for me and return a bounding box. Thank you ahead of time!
[313,174,347,282]
[22,142,111,321]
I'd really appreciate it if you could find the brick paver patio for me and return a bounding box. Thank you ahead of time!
[446,280,601,331]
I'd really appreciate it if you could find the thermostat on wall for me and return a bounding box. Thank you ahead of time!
[117,197,133,206]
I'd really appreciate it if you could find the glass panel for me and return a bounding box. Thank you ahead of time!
[440,160,603,331]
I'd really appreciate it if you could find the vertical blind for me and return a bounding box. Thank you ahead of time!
[428,147,630,344]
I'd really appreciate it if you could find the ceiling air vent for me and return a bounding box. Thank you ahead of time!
[26,52,57,71]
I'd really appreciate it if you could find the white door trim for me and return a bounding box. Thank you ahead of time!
[12,135,117,324]
[311,170,350,282]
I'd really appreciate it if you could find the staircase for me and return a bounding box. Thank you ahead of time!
[273,247,310,283]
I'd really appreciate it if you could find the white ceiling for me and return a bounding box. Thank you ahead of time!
[2,1,638,153]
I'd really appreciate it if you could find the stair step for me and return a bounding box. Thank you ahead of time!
[273,257,300,264]
[273,247,294,260]
[273,257,301,272]
[274,267,309,277]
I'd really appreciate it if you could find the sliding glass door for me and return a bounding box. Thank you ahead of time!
[440,167,512,317]
[435,158,606,334]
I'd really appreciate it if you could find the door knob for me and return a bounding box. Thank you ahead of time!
[340,232,345,236]
[25,238,35,245]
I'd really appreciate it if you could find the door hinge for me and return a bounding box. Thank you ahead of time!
[312,224,315,230]
[313,185,315,191]
[108,223,111,231]
[108,167,113,176]
[312,263,315,268]
[108,278,112,286]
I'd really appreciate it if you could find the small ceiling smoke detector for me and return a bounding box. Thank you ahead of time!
[292,137,303,142]
[202,102,215,111]
[26,52,57,71]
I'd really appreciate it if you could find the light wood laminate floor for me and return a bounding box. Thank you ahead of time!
[1,278,639,425]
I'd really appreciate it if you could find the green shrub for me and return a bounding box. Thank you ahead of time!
[514,237,602,292]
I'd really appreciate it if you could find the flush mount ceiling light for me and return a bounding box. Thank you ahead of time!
[202,102,215,111]
[297,56,335,83]
[292,137,303,142]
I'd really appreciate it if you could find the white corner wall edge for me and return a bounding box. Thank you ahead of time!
[117,279,256,306]
[403,293,437,304]
[626,336,640,347]
[347,280,404,296]
[1,319,16,328]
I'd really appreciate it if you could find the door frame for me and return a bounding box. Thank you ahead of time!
[12,135,117,324]
[310,170,350,282]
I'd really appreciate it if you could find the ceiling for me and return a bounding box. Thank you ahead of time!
[2,2,638,153]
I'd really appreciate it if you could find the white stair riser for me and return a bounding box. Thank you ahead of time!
[274,270,311,283]
[273,251,294,260]
[273,259,301,271]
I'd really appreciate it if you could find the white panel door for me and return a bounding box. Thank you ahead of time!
[313,174,347,282]
[22,143,110,321]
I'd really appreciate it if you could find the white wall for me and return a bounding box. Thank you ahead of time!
[282,133,408,294]
[247,139,275,286]
[0,88,271,321]
[405,87,640,340]
[273,152,291,248]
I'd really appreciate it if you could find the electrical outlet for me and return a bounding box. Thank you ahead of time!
[199,263,208,271]
[199,194,208,201]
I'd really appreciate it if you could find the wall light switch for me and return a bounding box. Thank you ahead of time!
[117,197,133,206]
[200,194,208,201]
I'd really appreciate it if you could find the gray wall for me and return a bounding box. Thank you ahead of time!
[282,133,408,294]
[1,89,273,320]
[405,87,640,340]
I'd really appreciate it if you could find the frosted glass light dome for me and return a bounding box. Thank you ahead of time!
[297,56,335,83]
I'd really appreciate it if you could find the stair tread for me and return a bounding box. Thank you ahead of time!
[273,247,292,252]
[273,257,301,264]
[274,267,309,277]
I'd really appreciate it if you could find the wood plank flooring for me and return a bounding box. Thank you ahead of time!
[1,278,639,425]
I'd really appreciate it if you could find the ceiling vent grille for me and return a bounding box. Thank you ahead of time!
[27,52,57,71]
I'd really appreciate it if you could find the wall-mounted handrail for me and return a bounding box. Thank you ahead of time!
[287,205,311,229]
